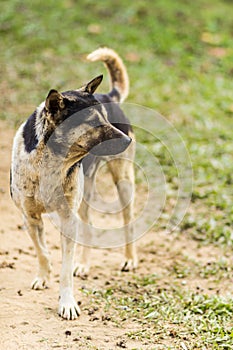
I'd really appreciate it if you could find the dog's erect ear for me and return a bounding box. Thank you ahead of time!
[84,75,103,94]
[45,89,65,113]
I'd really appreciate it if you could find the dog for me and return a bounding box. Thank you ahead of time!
[10,48,136,320]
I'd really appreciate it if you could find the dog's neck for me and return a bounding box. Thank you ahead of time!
[32,102,86,177]
[36,140,84,179]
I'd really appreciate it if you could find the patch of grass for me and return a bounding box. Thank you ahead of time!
[81,275,233,348]
[199,259,231,279]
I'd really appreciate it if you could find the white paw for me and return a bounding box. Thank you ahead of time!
[73,263,89,279]
[58,295,81,320]
[121,259,138,272]
[31,276,48,290]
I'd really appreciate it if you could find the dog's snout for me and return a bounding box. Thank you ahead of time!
[89,127,132,156]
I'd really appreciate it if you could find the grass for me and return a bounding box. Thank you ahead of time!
[1,0,233,348]
[81,273,233,349]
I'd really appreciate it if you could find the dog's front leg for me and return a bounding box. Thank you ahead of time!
[59,232,80,320]
[24,214,52,290]
[75,179,94,278]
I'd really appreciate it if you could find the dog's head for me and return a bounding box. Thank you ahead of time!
[42,75,131,158]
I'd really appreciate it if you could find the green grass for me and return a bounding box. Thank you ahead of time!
[1,0,233,348]
[81,275,233,349]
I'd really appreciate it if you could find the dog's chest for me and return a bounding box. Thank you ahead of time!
[11,123,84,213]
[39,163,84,213]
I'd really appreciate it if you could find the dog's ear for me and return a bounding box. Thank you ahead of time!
[83,75,103,94]
[45,89,65,113]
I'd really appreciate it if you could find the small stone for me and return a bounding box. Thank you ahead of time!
[116,340,127,348]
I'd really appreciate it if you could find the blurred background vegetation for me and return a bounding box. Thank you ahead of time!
[1,0,233,244]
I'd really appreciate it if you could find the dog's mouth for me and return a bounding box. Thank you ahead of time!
[89,135,131,156]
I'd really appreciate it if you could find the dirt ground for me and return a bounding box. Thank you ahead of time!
[0,120,231,350]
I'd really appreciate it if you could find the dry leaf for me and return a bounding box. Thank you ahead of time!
[125,52,141,62]
[87,24,102,34]
[201,32,221,45]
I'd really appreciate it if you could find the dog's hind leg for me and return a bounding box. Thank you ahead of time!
[73,239,91,279]
[24,213,51,290]
[118,178,138,272]
[108,159,138,272]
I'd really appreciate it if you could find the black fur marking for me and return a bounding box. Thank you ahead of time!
[23,111,38,153]
[66,161,81,178]
[61,90,101,122]
[109,87,121,102]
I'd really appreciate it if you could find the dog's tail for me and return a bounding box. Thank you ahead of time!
[87,47,129,103]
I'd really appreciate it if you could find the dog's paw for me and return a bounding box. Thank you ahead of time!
[58,295,81,320]
[73,263,89,279]
[121,259,138,272]
[31,277,48,290]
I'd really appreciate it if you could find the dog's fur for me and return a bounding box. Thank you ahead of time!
[10,48,137,320]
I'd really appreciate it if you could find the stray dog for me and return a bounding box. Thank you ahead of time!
[10,48,136,320]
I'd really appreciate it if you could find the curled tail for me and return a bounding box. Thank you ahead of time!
[87,47,129,103]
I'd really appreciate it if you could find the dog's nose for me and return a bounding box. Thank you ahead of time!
[111,133,132,155]
[121,134,132,149]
